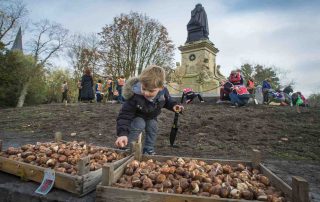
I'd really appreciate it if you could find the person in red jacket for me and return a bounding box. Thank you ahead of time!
[229,85,250,107]
[229,69,243,85]
[246,77,255,94]
[217,70,244,103]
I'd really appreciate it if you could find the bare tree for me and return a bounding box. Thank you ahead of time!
[67,33,102,80]
[16,19,69,107]
[0,0,28,46]
[28,19,69,65]
[99,12,175,78]
[67,34,88,78]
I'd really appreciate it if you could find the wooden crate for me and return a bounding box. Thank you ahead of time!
[0,133,132,196]
[96,144,310,202]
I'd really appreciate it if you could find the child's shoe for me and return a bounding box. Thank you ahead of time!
[143,148,156,155]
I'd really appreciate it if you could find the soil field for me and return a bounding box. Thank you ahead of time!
[0,102,319,201]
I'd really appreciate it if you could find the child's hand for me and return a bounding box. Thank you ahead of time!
[115,136,128,148]
[173,105,184,113]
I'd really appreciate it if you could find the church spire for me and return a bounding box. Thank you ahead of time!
[11,27,23,53]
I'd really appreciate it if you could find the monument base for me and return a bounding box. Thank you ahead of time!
[168,39,225,97]
[167,80,220,97]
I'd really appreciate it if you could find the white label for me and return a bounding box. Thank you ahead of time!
[35,169,55,195]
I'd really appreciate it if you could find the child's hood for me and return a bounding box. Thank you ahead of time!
[122,77,166,101]
[122,77,142,100]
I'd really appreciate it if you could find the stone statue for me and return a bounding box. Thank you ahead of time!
[186,4,209,43]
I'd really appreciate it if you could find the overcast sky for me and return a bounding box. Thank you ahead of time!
[24,0,320,96]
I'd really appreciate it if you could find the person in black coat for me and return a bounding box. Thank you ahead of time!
[80,68,94,102]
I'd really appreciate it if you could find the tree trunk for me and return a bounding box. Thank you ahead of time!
[16,80,30,108]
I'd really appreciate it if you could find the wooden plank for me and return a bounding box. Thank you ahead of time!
[131,142,142,161]
[0,156,81,195]
[292,176,310,202]
[54,132,62,142]
[130,133,142,161]
[81,155,133,196]
[101,163,114,186]
[77,156,90,175]
[113,156,135,183]
[96,186,256,202]
[134,140,142,161]
[113,154,134,170]
[80,152,133,195]
[142,155,252,167]
[251,149,261,168]
[81,168,102,196]
[259,163,292,197]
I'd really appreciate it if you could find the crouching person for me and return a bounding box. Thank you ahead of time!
[115,65,184,155]
[268,90,288,106]
[182,88,204,104]
[229,85,250,107]
[217,81,233,103]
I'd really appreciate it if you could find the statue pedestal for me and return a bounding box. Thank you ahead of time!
[168,39,225,96]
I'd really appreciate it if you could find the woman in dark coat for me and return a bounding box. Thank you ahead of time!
[80,68,94,102]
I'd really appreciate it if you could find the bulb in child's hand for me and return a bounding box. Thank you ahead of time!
[174,105,183,112]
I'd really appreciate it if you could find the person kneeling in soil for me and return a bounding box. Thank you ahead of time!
[115,65,184,155]
[61,81,68,105]
[292,92,308,113]
[95,79,103,103]
[268,89,288,106]
[229,85,250,107]
[262,78,273,103]
[217,81,234,103]
[181,88,204,104]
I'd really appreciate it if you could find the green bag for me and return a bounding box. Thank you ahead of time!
[296,96,303,106]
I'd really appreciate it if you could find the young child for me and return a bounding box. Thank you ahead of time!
[95,79,103,103]
[61,81,68,105]
[181,88,204,104]
[229,85,250,107]
[106,77,114,101]
[117,75,126,104]
[292,92,308,113]
[112,90,119,103]
[262,78,272,103]
[115,65,183,155]
[217,80,233,103]
[246,77,255,94]
[77,80,82,102]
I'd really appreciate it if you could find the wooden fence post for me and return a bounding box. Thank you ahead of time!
[292,176,309,202]
[251,149,261,168]
[54,132,62,142]
[77,156,90,175]
[130,133,142,161]
[102,163,114,186]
